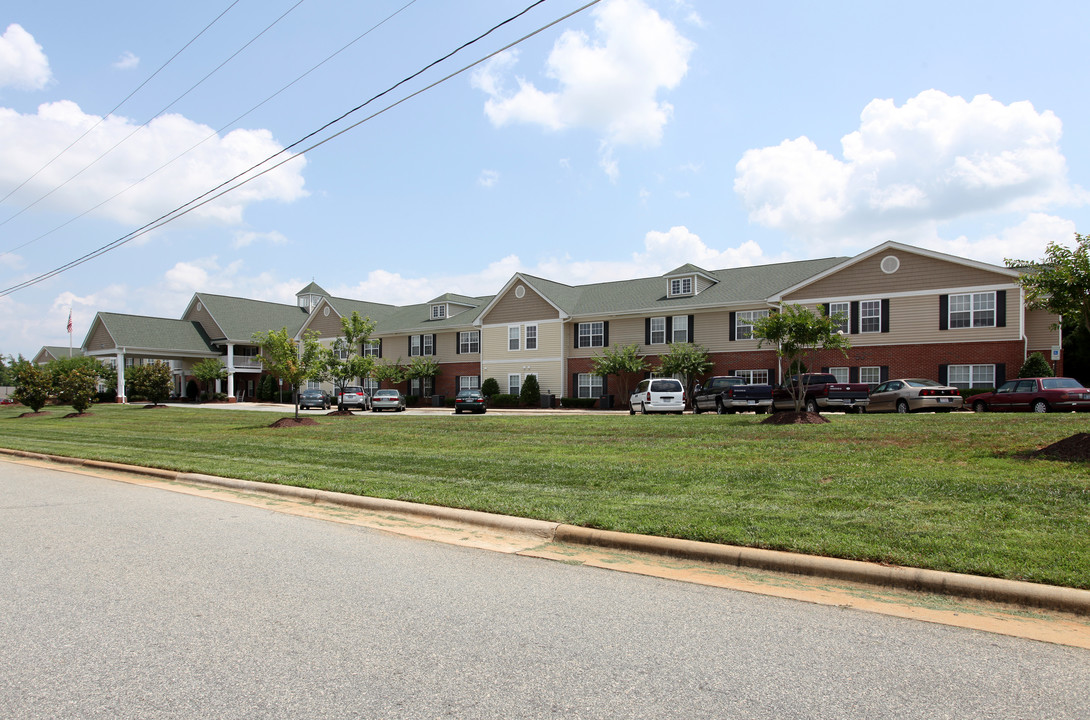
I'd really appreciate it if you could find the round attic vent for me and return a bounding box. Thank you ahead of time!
[196,302,202,312]
[515,285,526,298]
[323,306,330,317]
[880,255,900,274]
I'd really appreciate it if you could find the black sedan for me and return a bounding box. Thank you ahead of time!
[299,389,330,410]
[454,389,486,414]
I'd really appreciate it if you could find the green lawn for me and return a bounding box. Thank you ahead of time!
[2,404,1089,589]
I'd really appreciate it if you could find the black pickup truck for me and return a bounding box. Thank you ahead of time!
[692,376,774,414]
[771,373,870,413]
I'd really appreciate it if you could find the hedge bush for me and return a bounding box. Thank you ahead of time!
[489,393,520,408]
[560,397,597,409]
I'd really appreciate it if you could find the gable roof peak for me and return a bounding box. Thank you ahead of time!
[297,281,328,297]
[664,262,711,277]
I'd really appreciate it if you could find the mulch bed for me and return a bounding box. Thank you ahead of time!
[269,417,319,428]
[761,411,830,425]
[143,404,169,409]
[15,411,51,418]
[1034,433,1090,462]
[62,413,92,419]
[324,410,357,416]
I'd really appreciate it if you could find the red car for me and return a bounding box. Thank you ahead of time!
[969,377,1090,413]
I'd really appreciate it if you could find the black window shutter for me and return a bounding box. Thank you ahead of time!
[454,375,460,390]
[768,367,777,385]
[572,373,579,397]
[729,312,736,341]
[822,302,831,318]
[881,299,890,333]
[645,317,651,345]
[665,316,673,342]
[995,364,1006,386]
[821,366,830,374]
[574,324,580,349]
[996,290,1006,327]
[688,315,695,343]
[601,376,608,395]
[939,295,949,331]
[850,302,859,335]
[938,364,948,385]
[378,339,382,358]
[603,321,609,347]
[455,333,460,354]
[849,367,859,383]
[881,366,889,382]
[408,336,413,354]
[431,334,437,356]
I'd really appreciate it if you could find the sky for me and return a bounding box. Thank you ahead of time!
[1,0,1088,359]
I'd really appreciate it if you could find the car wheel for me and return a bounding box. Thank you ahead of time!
[973,401,986,413]
[715,399,727,415]
[455,407,461,414]
[1032,399,1049,413]
[805,399,819,414]
[641,403,648,415]
[629,404,635,416]
[896,400,910,414]
[693,402,703,415]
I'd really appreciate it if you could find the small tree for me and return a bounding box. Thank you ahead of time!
[127,361,174,406]
[372,358,407,389]
[251,328,323,420]
[751,304,851,413]
[592,344,648,409]
[55,365,100,414]
[405,356,441,401]
[322,312,377,408]
[1019,351,1054,378]
[520,373,541,407]
[481,377,500,398]
[12,361,52,412]
[656,343,712,408]
[191,358,227,402]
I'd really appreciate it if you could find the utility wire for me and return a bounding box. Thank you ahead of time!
[0,0,241,209]
[0,0,419,263]
[0,0,602,297]
[0,0,306,233]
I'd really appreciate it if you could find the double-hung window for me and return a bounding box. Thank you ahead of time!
[671,316,689,343]
[577,322,605,348]
[669,278,692,297]
[410,335,421,357]
[859,366,882,385]
[860,300,882,333]
[422,334,434,356]
[508,325,520,351]
[363,340,380,357]
[431,304,446,320]
[829,302,850,334]
[735,310,768,341]
[650,317,666,345]
[525,324,538,351]
[459,376,480,391]
[734,369,769,384]
[829,367,850,383]
[459,331,479,354]
[949,292,995,328]
[577,373,603,399]
[508,374,521,396]
[947,364,995,389]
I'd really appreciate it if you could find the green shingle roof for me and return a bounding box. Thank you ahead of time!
[195,293,310,342]
[93,312,218,354]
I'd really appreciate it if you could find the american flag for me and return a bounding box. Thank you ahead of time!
[67,310,72,334]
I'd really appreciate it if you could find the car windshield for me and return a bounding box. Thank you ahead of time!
[457,391,481,398]
[375,390,398,397]
[302,390,321,396]
[343,387,363,394]
[1042,378,1083,390]
[904,379,941,387]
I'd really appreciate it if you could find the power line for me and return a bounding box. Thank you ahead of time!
[0,0,603,298]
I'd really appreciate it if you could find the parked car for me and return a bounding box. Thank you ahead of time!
[454,389,486,414]
[771,373,870,413]
[968,377,1090,413]
[371,389,406,412]
[629,378,685,415]
[337,385,370,411]
[299,389,331,410]
[867,378,963,413]
[692,376,773,414]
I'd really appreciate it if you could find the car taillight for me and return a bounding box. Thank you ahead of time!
[646,392,652,402]
[682,391,686,404]
[919,389,937,396]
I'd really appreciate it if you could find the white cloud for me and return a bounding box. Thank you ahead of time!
[478,169,499,188]
[0,100,308,226]
[734,90,1086,248]
[0,24,52,91]
[472,0,693,176]
[113,51,139,70]
[919,213,1077,266]
[232,230,288,249]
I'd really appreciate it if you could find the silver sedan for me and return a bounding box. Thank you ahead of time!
[867,378,963,413]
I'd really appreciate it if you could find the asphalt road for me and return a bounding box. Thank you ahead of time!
[2,462,1086,719]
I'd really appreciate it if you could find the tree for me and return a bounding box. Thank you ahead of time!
[751,304,851,413]
[481,377,500,398]
[55,365,100,413]
[591,344,648,409]
[372,358,406,389]
[656,343,712,408]
[12,361,51,412]
[1019,351,1054,379]
[520,373,541,407]
[405,356,441,400]
[191,358,227,402]
[251,328,323,419]
[1007,233,1090,335]
[127,361,174,406]
[322,312,377,409]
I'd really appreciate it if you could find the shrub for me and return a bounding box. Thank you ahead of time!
[12,362,51,412]
[96,389,117,404]
[481,377,501,398]
[489,393,520,408]
[519,374,541,407]
[126,361,173,405]
[405,395,419,407]
[560,397,597,409]
[55,366,99,413]
[186,379,199,401]
[1019,352,1054,378]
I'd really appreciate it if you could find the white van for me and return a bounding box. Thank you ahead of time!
[629,378,685,415]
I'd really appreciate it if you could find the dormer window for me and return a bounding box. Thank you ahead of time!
[669,277,693,297]
[431,304,447,320]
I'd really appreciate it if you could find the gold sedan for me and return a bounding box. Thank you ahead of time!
[867,378,963,413]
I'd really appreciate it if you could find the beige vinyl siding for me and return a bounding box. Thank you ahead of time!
[696,275,715,294]
[784,252,1017,300]
[306,307,345,337]
[809,295,1018,346]
[481,360,565,398]
[481,321,563,359]
[695,310,733,351]
[1025,308,1060,351]
[184,302,226,341]
[86,321,116,352]
[481,285,560,325]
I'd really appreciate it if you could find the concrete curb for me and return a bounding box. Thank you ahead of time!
[4,447,1088,615]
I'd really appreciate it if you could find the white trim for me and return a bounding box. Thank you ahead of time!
[788,282,1019,305]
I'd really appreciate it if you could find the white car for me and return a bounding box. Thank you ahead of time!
[371,389,406,412]
[630,378,686,415]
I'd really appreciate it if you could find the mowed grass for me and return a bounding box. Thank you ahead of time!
[2,404,1089,589]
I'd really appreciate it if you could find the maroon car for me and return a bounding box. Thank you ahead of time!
[969,377,1090,413]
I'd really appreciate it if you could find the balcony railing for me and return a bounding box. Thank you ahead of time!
[229,357,263,371]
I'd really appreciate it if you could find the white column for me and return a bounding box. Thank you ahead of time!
[116,351,126,403]
[226,343,236,401]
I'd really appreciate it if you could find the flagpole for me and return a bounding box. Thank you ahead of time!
[68,308,73,358]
